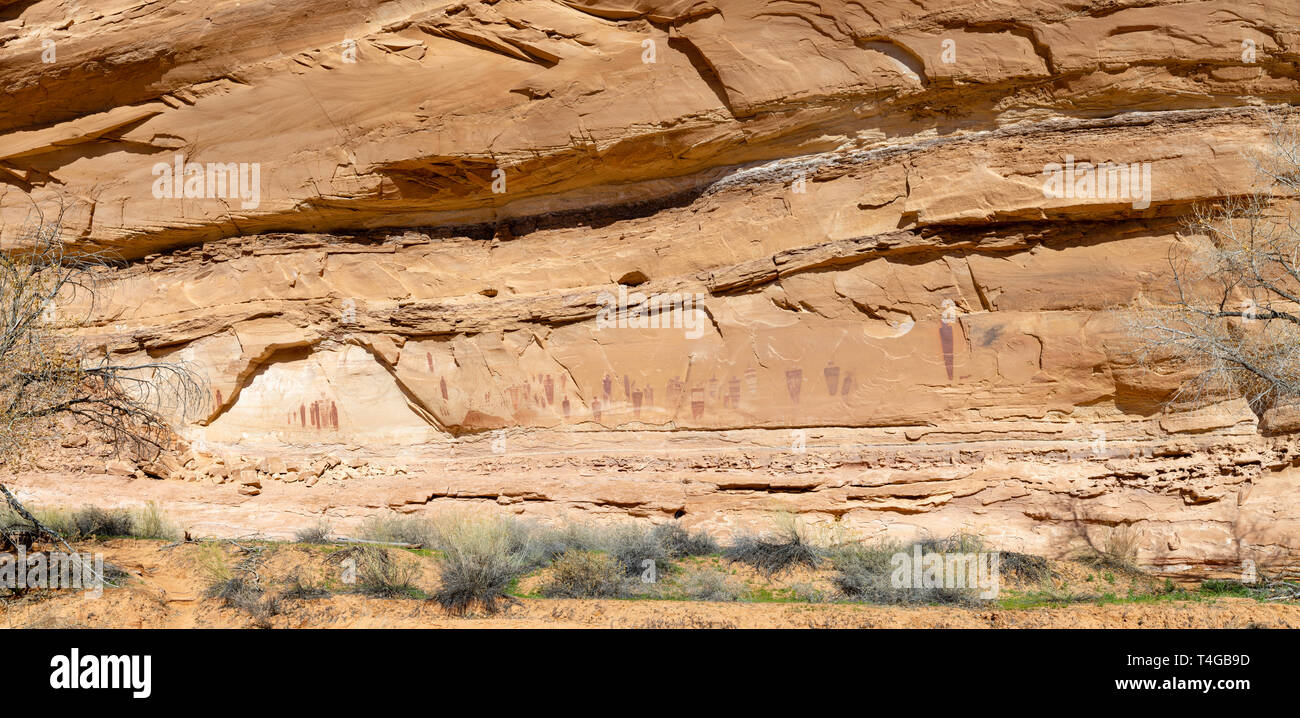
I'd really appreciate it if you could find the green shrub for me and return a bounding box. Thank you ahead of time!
[133,501,178,540]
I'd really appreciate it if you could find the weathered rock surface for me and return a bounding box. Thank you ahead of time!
[3,0,1300,573]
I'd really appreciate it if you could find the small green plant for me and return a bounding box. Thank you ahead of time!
[789,582,827,603]
[1198,577,1300,601]
[1199,579,1252,597]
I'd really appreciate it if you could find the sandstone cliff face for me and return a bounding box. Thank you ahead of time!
[3,0,1300,574]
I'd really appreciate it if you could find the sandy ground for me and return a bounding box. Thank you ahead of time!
[3,540,1298,629]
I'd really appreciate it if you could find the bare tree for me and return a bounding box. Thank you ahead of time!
[1128,113,1300,415]
[1,202,206,545]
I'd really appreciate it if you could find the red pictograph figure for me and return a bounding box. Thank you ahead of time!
[691,386,706,419]
[667,378,683,404]
[544,375,554,404]
[592,399,602,422]
[562,397,571,418]
[440,377,448,400]
[632,390,643,418]
[426,353,433,372]
[602,374,612,400]
[940,324,954,380]
[840,371,854,396]
[823,363,840,394]
[785,368,803,403]
[727,376,741,407]
[299,404,307,428]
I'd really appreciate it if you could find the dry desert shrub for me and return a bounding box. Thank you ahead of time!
[31,502,177,540]
[1083,525,1144,573]
[540,550,627,598]
[350,546,420,598]
[608,524,671,577]
[531,521,610,563]
[68,506,133,538]
[133,501,178,540]
[0,207,207,469]
[197,544,276,621]
[432,514,531,615]
[724,514,824,576]
[1125,114,1300,414]
[828,534,992,606]
[358,514,434,547]
[293,518,333,544]
[652,522,718,558]
[532,519,715,573]
[682,569,743,602]
[279,568,331,601]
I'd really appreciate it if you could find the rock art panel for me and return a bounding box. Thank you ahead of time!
[204,345,441,445]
